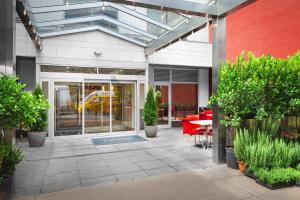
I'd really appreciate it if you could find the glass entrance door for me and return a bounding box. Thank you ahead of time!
[53,81,136,136]
[155,85,170,126]
[54,82,83,136]
[84,82,110,134]
[111,83,135,132]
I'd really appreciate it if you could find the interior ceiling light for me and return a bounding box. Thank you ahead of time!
[102,1,105,11]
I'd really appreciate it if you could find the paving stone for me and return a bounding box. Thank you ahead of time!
[77,159,106,170]
[109,162,141,174]
[41,179,81,193]
[79,166,113,180]
[136,160,168,170]
[116,171,148,181]
[81,175,118,187]
[145,167,176,176]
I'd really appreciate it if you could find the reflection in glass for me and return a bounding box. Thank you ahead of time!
[112,83,135,132]
[83,83,110,133]
[172,84,198,120]
[54,82,82,136]
[155,85,169,125]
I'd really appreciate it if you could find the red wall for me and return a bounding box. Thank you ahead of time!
[226,0,300,61]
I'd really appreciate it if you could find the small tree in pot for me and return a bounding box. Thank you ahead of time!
[143,87,158,137]
[26,85,49,147]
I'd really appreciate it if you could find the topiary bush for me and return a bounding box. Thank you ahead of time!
[143,87,157,126]
[27,85,49,132]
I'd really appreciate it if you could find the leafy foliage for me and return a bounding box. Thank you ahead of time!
[210,50,300,127]
[143,87,157,126]
[27,85,49,132]
[0,75,25,130]
[297,163,300,171]
[254,168,299,186]
[0,144,23,177]
[234,129,300,172]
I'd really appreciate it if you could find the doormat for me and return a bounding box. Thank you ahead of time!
[92,135,146,146]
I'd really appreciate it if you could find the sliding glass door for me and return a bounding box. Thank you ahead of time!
[54,82,82,136]
[111,83,135,132]
[53,81,136,136]
[84,82,110,134]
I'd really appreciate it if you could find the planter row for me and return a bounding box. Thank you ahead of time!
[242,167,300,190]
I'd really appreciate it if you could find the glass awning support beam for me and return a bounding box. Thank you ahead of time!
[145,16,207,55]
[36,15,158,40]
[101,0,254,17]
[38,26,147,47]
[29,2,172,31]
[102,0,219,17]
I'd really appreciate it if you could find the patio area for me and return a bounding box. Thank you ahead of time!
[14,128,215,196]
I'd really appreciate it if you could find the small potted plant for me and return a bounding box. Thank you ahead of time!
[0,144,23,199]
[143,87,158,138]
[27,86,49,147]
[234,129,247,172]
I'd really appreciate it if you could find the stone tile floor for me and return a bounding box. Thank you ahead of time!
[14,128,215,196]
[14,165,300,200]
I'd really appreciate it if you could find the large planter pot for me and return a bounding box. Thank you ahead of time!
[0,176,13,200]
[237,160,246,172]
[226,147,238,169]
[28,131,46,147]
[145,125,158,138]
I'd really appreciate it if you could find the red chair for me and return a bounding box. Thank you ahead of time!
[181,115,205,145]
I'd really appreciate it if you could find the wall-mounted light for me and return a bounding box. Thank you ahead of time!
[23,10,26,15]
[28,20,31,25]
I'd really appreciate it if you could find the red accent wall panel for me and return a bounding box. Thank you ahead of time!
[226,0,300,61]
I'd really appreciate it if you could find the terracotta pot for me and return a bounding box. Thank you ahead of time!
[237,160,246,172]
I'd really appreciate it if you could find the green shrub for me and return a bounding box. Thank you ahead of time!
[210,50,300,127]
[0,75,25,134]
[254,168,298,186]
[297,163,300,171]
[143,87,157,126]
[236,129,300,172]
[27,85,49,132]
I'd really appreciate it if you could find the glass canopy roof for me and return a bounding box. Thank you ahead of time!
[18,0,248,54]
[21,0,209,48]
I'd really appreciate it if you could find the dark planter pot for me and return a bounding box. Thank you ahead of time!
[0,176,13,200]
[256,179,295,190]
[226,147,238,169]
[244,168,256,179]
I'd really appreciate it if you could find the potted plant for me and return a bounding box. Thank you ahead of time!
[234,129,248,172]
[0,144,23,199]
[27,85,49,147]
[143,87,158,138]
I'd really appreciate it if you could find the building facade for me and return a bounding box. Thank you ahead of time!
[16,13,212,139]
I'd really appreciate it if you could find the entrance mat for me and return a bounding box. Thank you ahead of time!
[92,135,147,146]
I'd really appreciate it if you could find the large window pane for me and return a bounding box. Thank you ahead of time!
[84,83,110,134]
[172,84,198,120]
[54,82,82,136]
[155,85,169,125]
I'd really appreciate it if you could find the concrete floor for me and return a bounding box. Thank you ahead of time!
[13,165,300,200]
[14,128,215,196]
